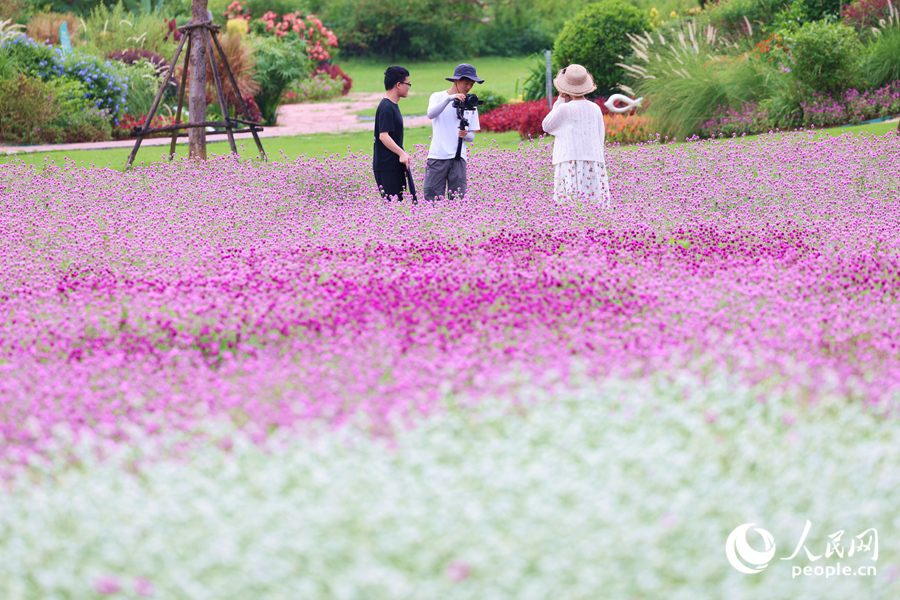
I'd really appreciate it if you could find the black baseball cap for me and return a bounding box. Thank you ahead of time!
[446,63,484,84]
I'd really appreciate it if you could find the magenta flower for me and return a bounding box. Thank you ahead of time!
[446,559,471,582]
[93,575,122,594]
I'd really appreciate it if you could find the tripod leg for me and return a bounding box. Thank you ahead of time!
[205,27,237,156]
[126,32,189,169]
[210,30,266,161]
[169,36,192,161]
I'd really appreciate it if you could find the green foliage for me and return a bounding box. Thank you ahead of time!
[785,20,863,96]
[84,1,174,60]
[121,0,165,16]
[472,2,555,58]
[552,0,649,97]
[865,26,900,89]
[793,0,843,21]
[0,74,112,143]
[625,21,768,138]
[245,34,311,125]
[120,58,170,115]
[518,52,551,102]
[701,0,789,36]
[310,0,483,59]
[478,89,508,114]
[0,34,57,76]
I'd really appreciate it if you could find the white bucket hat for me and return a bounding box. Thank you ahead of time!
[553,64,597,96]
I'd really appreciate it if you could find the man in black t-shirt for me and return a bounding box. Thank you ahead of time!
[373,65,411,201]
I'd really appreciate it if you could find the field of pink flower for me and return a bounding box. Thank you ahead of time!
[1,132,899,467]
[2,133,900,598]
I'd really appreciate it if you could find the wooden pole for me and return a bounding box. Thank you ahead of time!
[205,27,238,155]
[188,0,209,160]
[169,36,192,160]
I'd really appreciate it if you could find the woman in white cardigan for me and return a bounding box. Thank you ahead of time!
[541,64,611,206]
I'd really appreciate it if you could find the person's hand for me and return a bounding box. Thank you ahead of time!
[399,151,411,166]
[453,93,467,102]
[458,129,468,139]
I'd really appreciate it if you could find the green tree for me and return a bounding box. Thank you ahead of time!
[552,0,648,97]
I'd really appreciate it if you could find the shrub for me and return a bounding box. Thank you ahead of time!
[623,21,769,139]
[604,113,655,145]
[46,52,130,122]
[202,33,259,113]
[113,112,179,139]
[785,21,864,96]
[56,105,114,142]
[316,0,482,59]
[481,100,546,133]
[316,63,352,95]
[0,75,112,144]
[842,0,894,28]
[253,11,338,62]
[84,1,173,60]
[865,24,900,89]
[700,81,900,136]
[518,52,552,103]
[552,0,649,97]
[0,75,61,143]
[282,71,343,102]
[0,34,59,76]
[245,33,311,125]
[26,12,81,46]
[517,101,551,139]
[478,90,507,115]
[700,0,789,36]
[794,0,843,21]
[106,48,168,73]
[474,12,554,57]
[117,58,171,116]
[0,0,28,24]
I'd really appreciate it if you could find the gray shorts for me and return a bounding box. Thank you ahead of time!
[423,158,467,201]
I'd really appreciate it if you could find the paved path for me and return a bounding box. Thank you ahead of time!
[0,93,431,155]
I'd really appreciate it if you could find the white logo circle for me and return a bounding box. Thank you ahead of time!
[726,523,776,574]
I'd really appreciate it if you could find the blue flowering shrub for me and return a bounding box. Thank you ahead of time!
[0,34,58,77]
[0,35,129,124]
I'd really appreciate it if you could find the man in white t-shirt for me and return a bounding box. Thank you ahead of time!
[423,64,483,202]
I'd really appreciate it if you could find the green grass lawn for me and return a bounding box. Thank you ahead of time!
[337,56,532,118]
[1,129,529,170]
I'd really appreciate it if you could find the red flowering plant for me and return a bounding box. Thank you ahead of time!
[481,98,655,144]
[316,63,353,96]
[113,113,179,140]
[481,101,549,134]
[224,0,252,21]
[842,0,894,28]
[254,11,338,62]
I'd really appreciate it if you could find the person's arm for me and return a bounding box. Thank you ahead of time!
[541,95,567,134]
[427,93,462,120]
[379,131,410,166]
[596,104,606,147]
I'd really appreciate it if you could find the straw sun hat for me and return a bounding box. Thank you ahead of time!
[553,64,597,96]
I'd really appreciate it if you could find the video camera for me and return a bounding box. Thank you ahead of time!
[452,94,483,160]
[452,93,483,112]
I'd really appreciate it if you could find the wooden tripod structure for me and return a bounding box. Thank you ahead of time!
[125,19,266,168]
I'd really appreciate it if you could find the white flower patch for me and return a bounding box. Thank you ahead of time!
[0,371,897,599]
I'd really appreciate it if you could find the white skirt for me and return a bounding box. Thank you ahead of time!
[553,160,611,206]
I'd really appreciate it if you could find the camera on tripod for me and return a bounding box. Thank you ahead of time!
[452,94,483,160]
[452,93,483,113]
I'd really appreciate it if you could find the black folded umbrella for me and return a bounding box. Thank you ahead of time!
[405,165,418,204]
